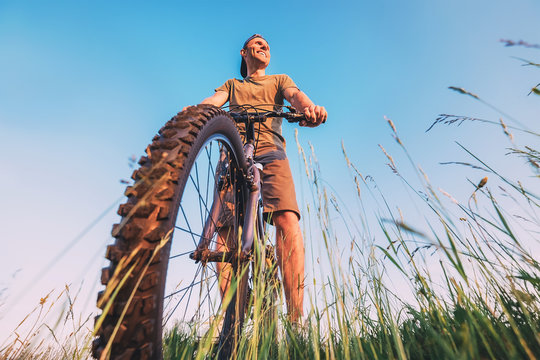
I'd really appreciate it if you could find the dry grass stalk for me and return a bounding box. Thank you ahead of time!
[378,144,397,173]
[438,188,459,204]
[499,118,514,141]
[499,39,540,48]
[448,86,480,99]
[1,286,94,360]
[384,116,403,146]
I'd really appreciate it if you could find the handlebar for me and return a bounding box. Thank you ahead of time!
[229,111,306,123]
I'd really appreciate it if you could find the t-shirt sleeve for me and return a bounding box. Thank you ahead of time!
[278,74,298,93]
[215,79,232,95]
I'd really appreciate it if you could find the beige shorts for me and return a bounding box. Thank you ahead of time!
[217,151,300,226]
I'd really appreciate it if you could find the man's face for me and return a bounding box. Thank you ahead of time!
[241,37,271,68]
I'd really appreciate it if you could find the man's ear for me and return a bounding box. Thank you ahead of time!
[240,48,246,57]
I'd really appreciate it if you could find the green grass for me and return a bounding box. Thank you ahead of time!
[156,113,540,360]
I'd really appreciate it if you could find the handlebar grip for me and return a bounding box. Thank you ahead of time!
[285,113,306,123]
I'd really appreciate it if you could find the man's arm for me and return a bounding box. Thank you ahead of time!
[283,87,327,127]
[200,91,229,107]
[182,91,228,111]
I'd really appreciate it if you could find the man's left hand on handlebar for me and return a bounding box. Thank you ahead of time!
[299,105,327,127]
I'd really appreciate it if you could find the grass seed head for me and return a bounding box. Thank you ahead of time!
[378,144,397,173]
[384,116,397,134]
[449,86,480,99]
[499,118,514,141]
[477,176,488,189]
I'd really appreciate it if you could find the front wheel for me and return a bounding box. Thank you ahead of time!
[93,105,249,360]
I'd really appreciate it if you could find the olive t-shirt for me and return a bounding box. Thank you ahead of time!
[215,74,297,155]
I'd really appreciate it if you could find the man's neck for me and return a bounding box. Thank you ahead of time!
[246,68,266,78]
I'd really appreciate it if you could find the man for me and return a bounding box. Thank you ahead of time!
[194,34,327,322]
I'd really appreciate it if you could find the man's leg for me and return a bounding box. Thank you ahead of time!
[216,227,233,299]
[272,210,305,323]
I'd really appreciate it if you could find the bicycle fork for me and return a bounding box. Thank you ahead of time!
[189,142,261,264]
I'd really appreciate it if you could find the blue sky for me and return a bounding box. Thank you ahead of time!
[1,0,539,340]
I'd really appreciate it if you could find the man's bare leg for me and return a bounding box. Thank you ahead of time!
[272,210,305,323]
[216,227,233,299]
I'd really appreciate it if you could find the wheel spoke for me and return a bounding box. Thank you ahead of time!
[189,173,212,217]
[193,161,206,228]
[169,250,193,260]
[164,264,203,300]
[205,143,214,215]
[179,204,199,247]
[163,266,218,327]
[174,225,202,237]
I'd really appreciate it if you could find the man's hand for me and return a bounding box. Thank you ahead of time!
[283,88,327,127]
[299,105,327,127]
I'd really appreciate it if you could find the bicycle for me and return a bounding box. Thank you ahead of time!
[92,104,306,360]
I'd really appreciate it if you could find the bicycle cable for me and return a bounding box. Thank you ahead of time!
[222,103,297,157]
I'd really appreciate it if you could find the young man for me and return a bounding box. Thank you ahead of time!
[194,34,327,322]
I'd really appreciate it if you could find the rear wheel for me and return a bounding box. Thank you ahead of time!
[93,105,249,360]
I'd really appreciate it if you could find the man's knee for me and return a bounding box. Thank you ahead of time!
[272,210,299,227]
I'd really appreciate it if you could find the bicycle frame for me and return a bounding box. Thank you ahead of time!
[190,108,304,264]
